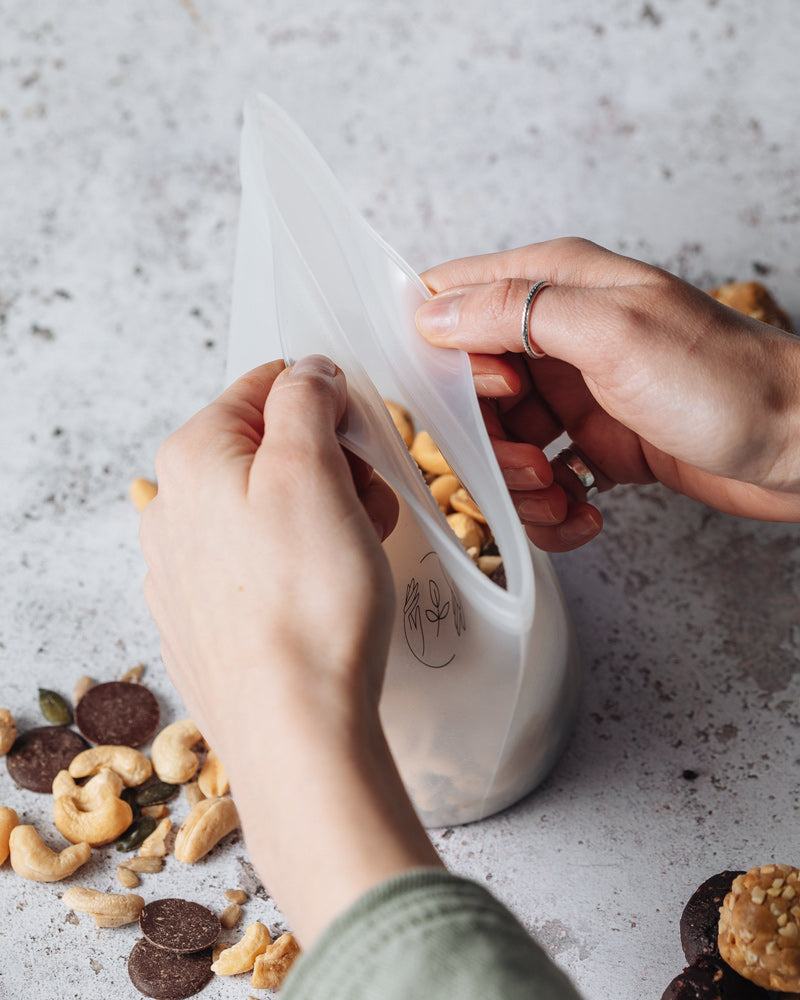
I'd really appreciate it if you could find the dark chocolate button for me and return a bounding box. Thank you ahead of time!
[128,938,213,999]
[661,958,763,1000]
[139,898,220,953]
[5,726,89,793]
[681,870,746,963]
[75,681,160,746]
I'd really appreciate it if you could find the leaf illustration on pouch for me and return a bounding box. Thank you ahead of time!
[425,579,449,636]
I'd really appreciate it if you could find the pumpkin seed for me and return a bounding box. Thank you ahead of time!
[115,815,157,852]
[38,688,73,726]
[135,781,178,807]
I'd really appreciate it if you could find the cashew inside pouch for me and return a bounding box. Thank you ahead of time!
[227,95,580,826]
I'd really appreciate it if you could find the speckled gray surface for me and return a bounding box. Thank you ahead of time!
[2,2,799,998]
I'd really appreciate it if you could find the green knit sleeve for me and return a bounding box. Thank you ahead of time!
[281,868,583,1000]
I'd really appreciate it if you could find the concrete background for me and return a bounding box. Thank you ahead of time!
[1,1,799,997]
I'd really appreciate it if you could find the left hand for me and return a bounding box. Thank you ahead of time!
[140,357,441,947]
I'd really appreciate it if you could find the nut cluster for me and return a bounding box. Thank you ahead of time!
[386,400,503,577]
[718,864,800,992]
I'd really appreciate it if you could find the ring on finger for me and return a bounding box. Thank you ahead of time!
[556,447,599,500]
[521,280,551,359]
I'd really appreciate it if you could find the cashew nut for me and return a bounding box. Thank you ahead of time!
[52,767,124,807]
[198,749,228,798]
[9,825,91,882]
[119,663,144,683]
[120,855,163,873]
[383,399,415,449]
[446,512,485,553]
[225,889,248,904]
[140,803,168,820]
[428,473,461,514]
[69,746,152,787]
[174,796,239,863]
[0,806,20,865]
[410,430,452,475]
[72,675,94,704]
[477,554,503,576]
[449,486,487,524]
[211,921,271,975]
[138,816,171,858]
[61,886,145,927]
[251,933,301,990]
[130,477,158,511]
[220,902,241,929]
[184,781,205,809]
[117,865,140,888]
[151,718,203,784]
[53,794,133,846]
[0,708,17,755]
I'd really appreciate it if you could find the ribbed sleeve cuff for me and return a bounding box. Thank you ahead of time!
[281,867,582,1000]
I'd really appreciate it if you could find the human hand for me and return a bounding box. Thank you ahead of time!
[416,238,800,550]
[141,357,440,945]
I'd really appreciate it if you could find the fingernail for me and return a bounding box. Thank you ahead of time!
[517,497,558,523]
[415,289,467,337]
[473,374,513,396]
[502,466,544,490]
[558,512,602,543]
[288,354,338,378]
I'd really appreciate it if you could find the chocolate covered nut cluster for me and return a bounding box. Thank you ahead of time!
[719,865,800,993]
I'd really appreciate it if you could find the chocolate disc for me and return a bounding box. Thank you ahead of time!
[139,898,220,953]
[75,681,160,746]
[681,870,745,964]
[128,939,212,999]
[5,726,89,793]
[661,957,762,1000]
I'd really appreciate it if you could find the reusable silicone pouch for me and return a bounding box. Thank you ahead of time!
[228,95,579,826]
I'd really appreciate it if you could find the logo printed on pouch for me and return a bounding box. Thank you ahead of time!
[403,551,466,668]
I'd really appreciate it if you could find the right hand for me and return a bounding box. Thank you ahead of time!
[416,238,800,550]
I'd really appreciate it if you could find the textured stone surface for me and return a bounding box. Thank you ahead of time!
[1,2,799,998]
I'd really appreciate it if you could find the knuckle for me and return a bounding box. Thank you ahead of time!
[486,277,522,324]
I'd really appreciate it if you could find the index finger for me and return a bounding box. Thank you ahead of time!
[420,237,653,293]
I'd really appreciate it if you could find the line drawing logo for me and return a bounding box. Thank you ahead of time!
[402,551,466,668]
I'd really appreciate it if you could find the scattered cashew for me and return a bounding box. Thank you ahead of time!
[428,473,461,513]
[117,865,140,888]
[151,718,203,784]
[53,794,133,846]
[184,781,205,809]
[449,486,487,524]
[61,886,145,927]
[225,889,248,905]
[212,921,271,975]
[72,675,94,704]
[0,708,17,755]
[477,554,503,576]
[9,825,91,882]
[119,663,144,683]
[0,806,20,865]
[220,902,242,929]
[141,803,168,820]
[174,796,239,863]
[446,512,485,553]
[130,477,158,511]
[198,749,229,798]
[410,430,452,475]
[121,855,163,873]
[52,767,124,808]
[139,816,171,858]
[251,933,301,990]
[384,399,415,448]
[69,746,152,787]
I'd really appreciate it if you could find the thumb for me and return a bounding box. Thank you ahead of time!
[260,355,348,463]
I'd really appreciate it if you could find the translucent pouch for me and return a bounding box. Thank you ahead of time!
[227,95,579,826]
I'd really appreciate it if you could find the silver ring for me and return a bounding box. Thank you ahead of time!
[557,447,599,500]
[521,280,551,359]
